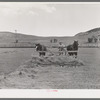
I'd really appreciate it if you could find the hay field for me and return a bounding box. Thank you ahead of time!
[0,48,100,89]
[0,48,34,74]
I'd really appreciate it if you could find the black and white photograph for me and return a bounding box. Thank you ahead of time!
[0,2,100,90]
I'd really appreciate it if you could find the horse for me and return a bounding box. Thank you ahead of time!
[35,43,47,56]
[67,41,79,58]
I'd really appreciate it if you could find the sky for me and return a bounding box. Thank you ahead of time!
[0,2,100,36]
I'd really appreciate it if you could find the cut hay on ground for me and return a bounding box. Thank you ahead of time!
[30,56,84,67]
[0,56,84,89]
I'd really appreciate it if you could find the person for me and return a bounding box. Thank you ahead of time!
[58,42,66,55]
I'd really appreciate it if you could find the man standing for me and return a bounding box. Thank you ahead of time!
[58,42,66,55]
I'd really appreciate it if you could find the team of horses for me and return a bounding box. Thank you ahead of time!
[35,41,79,58]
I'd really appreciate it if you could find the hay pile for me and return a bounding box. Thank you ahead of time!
[0,55,84,88]
[29,56,84,67]
[0,64,39,89]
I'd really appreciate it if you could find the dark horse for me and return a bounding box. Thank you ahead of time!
[67,41,79,58]
[35,43,47,56]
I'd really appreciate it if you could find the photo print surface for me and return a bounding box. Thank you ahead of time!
[0,2,99,89]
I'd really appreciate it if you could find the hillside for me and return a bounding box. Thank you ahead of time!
[74,27,100,44]
[0,27,100,47]
[0,32,42,43]
[0,31,74,47]
[0,31,73,42]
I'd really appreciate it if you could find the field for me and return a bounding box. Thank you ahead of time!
[0,48,34,74]
[0,48,100,89]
